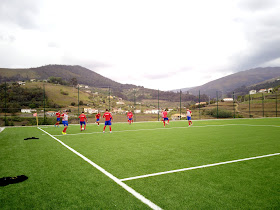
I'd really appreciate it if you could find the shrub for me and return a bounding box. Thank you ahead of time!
[206,108,233,118]
[60,89,69,95]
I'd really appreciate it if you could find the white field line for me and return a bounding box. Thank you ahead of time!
[6,117,280,129]
[52,123,280,137]
[37,127,162,210]
[0,127,5,133]
[120,153,280,182]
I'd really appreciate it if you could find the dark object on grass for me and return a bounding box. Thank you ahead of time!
[0,175,28,186]
[24,137,39,140]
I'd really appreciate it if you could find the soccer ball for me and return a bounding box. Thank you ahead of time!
[81,128,84,130]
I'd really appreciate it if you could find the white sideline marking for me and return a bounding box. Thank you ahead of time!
[37,127,162,210]
[120,153,280,182]
[53,123,280,137]
[0,127,5,133]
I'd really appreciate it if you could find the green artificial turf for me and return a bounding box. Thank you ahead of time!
[1,118,279,209]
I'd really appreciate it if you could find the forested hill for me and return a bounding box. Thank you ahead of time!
[187,67,280,97]
[0,65,137,89]
[0,64,208,103]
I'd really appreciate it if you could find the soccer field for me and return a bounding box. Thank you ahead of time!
[1,118,280,209]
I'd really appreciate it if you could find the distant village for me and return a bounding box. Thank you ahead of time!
[17,79,274,116]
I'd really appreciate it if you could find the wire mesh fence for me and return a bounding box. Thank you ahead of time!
[0,82,279,126]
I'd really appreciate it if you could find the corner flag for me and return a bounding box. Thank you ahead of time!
[33,113,38,126]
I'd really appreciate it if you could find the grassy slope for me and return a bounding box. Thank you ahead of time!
[0,68,39,78]
[25,82,92,107]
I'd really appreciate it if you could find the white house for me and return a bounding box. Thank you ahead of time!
[195,102,207,106]
[112,108,125,114]
[223,98,233,102]
[17,81,25,85]
[84,108,98,114]
[116,101,125,105]
[249,90,257,94]
[134,110,141,114]
[144,109,159,114]
[46,111,55,116]
[21,109,36,113]
[21,109,31,113]
[259,89,267,93]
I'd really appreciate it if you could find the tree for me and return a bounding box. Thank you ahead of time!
[70,78,78,86]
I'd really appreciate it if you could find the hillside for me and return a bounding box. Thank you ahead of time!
[187,67,280,98]
[0,65,137,89]
[0,64,206,103]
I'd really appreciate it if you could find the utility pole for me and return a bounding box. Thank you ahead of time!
[78,85,80,114]
[216,91,218,119]
[199,90,201,120]
[4,82,7,126]
[43,84,46,125]
[180,90,182,120]
[233,91,235,118]
[158,89,159,121]
[108,86,111,111]
[134,89,136,122]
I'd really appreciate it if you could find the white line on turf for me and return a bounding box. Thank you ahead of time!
[120,153,280,182]
[37,127,162,210]
[0,127,5,133]
[53,124,279,137]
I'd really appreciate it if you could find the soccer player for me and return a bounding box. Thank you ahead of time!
[54,110,61,127]
[61,110,69,135]
[162,109,169,127]
[79,111,88,131]
[95,112,101,126]
[103,109,113,133]
[186,108,192,126]
[127,110,133,124]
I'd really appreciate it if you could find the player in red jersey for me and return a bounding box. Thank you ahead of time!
[186,109,192,126]
[103,109,113,133]
[95,112,101,126]
[54,110,61,127]
[79,111,88,131]
[162,109,169,127]
[127,110,133,124]
[61,110,69,135]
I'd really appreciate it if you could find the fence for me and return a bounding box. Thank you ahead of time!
[0,82,279,126]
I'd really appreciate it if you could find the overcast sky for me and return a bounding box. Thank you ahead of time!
[1,0,280,90]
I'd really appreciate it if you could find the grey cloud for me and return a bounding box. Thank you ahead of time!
[48,42,59,48]
[0,34,16,42]
[231,39,280,71]
[0,0,41,29]
[144,73,170,80]
[229,0,280,71]
[238,0,279,12]
[61,55,112,71]
[144,67,196,80]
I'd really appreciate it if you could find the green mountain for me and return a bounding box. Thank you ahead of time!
[0,64,205,103]
[187,67,280,98]
[0,64,137,89]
